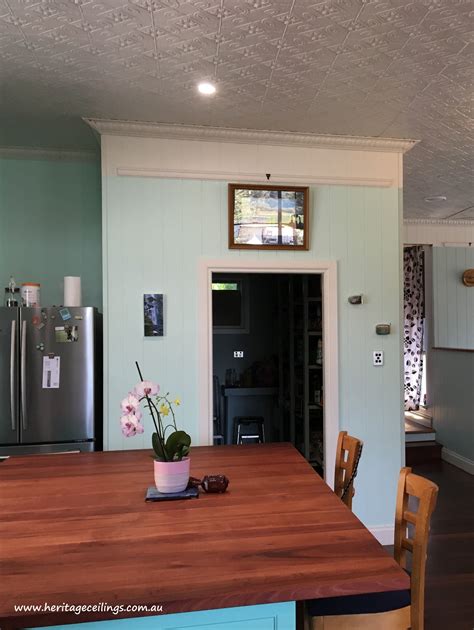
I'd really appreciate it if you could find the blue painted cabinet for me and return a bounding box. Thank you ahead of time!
[32,602,295,630]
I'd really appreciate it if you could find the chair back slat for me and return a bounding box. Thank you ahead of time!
[404,510,418,525]
[394,466,439,630]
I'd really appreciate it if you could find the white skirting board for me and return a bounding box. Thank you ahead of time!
[442,448,474,475]
[369,525,394,546]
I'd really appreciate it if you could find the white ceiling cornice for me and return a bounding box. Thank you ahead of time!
[0,146,99,162]
[84,118,418,154]
[404,218,474,226]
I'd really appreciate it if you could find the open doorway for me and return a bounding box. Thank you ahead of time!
[211,272,325,475]
[404,246,437,458]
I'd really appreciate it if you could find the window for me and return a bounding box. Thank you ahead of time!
[212,283,239,292]
[212,276,249,334]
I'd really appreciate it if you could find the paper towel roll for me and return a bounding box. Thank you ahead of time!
[64,276,82,307]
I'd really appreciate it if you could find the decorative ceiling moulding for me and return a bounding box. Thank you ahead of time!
[404,218,474,226]
[84,119,418,154]
[0,146,99,162]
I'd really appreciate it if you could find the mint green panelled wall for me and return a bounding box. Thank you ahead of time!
[0,158,102,307]
[103,177,403,528]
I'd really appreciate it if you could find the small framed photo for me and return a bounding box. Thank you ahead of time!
[144,294,163,337]
[228,183,309,250]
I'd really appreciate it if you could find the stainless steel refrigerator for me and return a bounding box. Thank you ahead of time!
[0,306,100,455]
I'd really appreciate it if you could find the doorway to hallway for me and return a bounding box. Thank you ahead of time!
[212,271,325,474]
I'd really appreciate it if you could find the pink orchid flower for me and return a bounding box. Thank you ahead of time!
[120,414,144,437]
[135,380,159,399]
[120,394,140,415]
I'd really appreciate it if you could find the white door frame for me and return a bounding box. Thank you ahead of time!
[198,258,339,486]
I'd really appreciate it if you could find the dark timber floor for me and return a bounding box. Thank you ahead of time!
[387,460,474,630]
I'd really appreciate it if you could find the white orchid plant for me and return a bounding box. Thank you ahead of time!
[120,362,191,462]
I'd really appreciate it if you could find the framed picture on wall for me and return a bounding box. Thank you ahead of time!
[228,184,309,250]
[144,294,164,337]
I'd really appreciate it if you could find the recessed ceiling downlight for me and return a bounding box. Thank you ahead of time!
[198,82,216,95]
[424,195,447,203]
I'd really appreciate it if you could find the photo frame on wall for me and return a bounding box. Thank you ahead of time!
[228,183,309,250]
[144,294,164,337]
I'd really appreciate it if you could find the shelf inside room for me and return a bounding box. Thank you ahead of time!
[279,274,324,473]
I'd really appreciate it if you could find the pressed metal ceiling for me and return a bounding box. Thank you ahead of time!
[0,0,472,220]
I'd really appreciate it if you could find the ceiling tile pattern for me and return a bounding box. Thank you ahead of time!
[0,0,472,219]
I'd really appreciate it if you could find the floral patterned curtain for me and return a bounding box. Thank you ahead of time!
[404,246,425,411]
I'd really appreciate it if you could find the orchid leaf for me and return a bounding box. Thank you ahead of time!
[152,432,166,461]
[165,430,191,461]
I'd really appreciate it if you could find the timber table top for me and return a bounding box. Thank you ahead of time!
[0,443,409,628]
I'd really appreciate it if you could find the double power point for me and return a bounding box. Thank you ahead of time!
[373,351,384,366]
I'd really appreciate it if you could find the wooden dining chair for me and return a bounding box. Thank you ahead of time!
[334,431,364,510]
[307,467,439,630]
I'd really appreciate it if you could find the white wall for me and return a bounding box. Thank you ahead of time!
[404,220,474,246]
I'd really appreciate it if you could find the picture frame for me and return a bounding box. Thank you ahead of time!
[143,294,164,337]
[228,183,309,251]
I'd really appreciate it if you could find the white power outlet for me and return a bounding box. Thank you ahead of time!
[234,350,244,358]
[373,351,384,366]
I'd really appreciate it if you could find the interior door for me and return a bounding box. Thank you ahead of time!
[0,308,19,444]
[20,307,95,444]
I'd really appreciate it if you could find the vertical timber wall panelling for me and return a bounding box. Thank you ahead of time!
[0,157,102,308]
[433,247,474,350]
[103,176,403,529]
[424,248,474,467]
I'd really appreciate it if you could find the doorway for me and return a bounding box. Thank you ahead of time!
[212,272,325,473]
[197,259,338,484]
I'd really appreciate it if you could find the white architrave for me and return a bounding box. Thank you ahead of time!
[198,258,338,487]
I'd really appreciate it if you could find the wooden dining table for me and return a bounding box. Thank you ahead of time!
[0,443,409,629]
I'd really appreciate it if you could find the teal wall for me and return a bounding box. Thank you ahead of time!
[103,177,404,528]
[0,157,102,308]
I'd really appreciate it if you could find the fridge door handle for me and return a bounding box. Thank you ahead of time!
[10,319,16,430]
[21,319,27,431]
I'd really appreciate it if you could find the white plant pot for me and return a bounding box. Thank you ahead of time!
[154,457,190,493]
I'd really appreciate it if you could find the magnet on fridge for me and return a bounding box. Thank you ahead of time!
[74,315,83,320]
[59,308,71,321]
[33,314,45,330]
